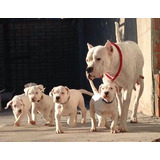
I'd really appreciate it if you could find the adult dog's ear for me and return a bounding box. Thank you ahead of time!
[24,87,29,95]
[87,43,93,50]
[38,84,45,92]
[65,86,70,95]
[5,100,13,109]
[105,40,113,53]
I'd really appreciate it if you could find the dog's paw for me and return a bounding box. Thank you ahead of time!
[110,128,119,134]
[81,118,86,125]
[90,127,97,132]
[130,117,138,123]
[49,124,55,127]
[14,122,20,127]
[55,129,63,134]
[29,121,36,125]
[118,125,127,132]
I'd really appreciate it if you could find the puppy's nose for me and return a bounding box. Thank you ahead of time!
[105,91,109,96]
[86,67,93,73]
[56,96,60,100]
[18,109,22,113]
[31,98,35,102]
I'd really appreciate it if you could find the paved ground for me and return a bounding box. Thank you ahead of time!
[0,109,160,142]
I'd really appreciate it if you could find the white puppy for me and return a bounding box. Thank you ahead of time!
[50,86,93,134]
[24,84,55,126]
[5,94,33,126]
[89,80,119,133]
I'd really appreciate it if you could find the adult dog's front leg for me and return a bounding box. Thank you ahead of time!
[119,88,133,132]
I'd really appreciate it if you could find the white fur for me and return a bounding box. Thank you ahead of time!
[24,85,55,126]
[89,81,119,133]
[5,94,33,126]
[86,36,144,132]
[50,86,92,134]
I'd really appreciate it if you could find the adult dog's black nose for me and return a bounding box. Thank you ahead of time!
[86,67,93,73]
[56,96,60,100]
[105,91,109,96]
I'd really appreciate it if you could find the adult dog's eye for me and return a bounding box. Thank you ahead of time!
[96,58,101,61]
[61,92,64,94]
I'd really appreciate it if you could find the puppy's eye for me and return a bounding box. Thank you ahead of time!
[110,87,113,90]
[36,92,38,94]
[14,105,16,108]
[96,58,101,61]
[61,92,64,94]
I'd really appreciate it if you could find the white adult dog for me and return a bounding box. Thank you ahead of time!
[49,86,93,134]
[5,94,33,126]
[89,80,119,133]
[24,84,55,126]
[86,22,144,132]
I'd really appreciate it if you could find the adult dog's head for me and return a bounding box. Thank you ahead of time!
[24,85,45,103]
[86,40,113,80]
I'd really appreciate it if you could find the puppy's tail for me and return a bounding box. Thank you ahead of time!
[88,80,99,95]
[115,22,121,43]
[79,89,93,96]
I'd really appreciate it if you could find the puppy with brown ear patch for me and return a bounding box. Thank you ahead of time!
[89,80,119,133]
[5,94,33,126]
[50,86,93,134]
[24,84,55,126]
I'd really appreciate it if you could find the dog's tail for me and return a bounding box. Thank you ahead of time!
[115,22,121,43]
[88,80,99,95]
[79,89,93,96]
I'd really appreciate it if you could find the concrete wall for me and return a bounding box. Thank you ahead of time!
[136,18,153,115]
[119,18,154,116]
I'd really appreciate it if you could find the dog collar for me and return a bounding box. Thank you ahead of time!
[37,95,43,103]
[105,42,123,82]
[60,96,70,105]
[102,98,115,104]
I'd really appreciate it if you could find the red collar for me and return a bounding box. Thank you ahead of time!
[105,42,123,82]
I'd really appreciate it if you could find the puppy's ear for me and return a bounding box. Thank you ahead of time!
[5,100,13,109]
[64,86,70,95]
[24,87,29,95]
[49,88,54,96]
[87,43,93,50]
[98,84,103,93]
[38,84,45,92]
[105,40,113,53]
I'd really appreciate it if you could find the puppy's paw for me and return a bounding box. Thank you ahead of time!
[29,120,36,125]
[49,124,55,127]
[14,122,20,127]
[130,117,138,123]
[90,127,97,132]
[110,129,119,134]
[118,125,127,132]
[81,118,86,125]
[55,129,63,134]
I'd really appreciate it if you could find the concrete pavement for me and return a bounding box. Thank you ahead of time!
[0,109,160,142]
